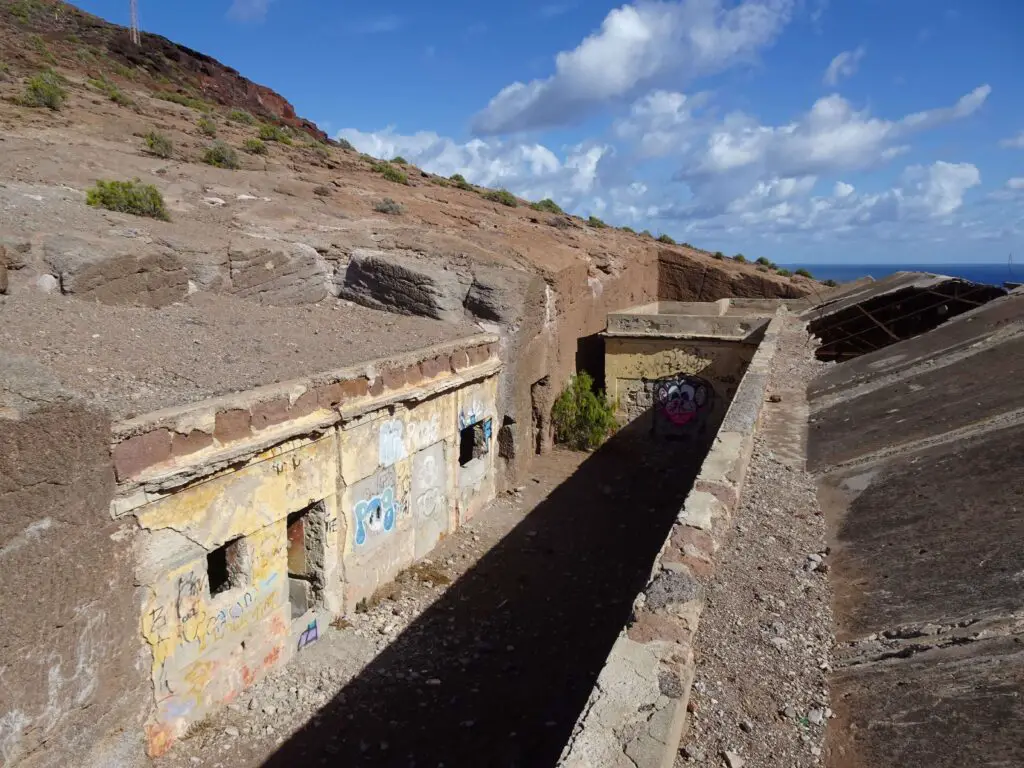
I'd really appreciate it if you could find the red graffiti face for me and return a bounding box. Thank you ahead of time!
[655,376,711,427]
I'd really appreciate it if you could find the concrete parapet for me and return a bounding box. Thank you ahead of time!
[559,312,785,768]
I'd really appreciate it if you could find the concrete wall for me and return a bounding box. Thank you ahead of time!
[119,343,501,756]
[0,402,147,768]
[605,336,757,427]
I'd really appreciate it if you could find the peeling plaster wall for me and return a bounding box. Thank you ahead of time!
[605,337,756,427]
[129,373,499,756]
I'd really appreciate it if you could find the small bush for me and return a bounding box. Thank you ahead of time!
[312,185,331,197]
[243,137,267,155]
[21,70,66,110]
[657,233,676,244]
[640,229,653,238]
[391,155,408,165]
[795,268,814,279]
[156,91,210,112]
[86,179,169,220]
[259,124,292,144]
[756,265,769,272]
[430,176,449,187]
[202,141,240,170]
[587,215,607,228]
[713,251,725,260]
[372,162,408,185]
[336,137,355,151]
[309,143,331,162]
[776,268,793,277]
[755,256,772,266]
[449,173,473,190]
[551,372,617,451]
[529,198,563,214]
[30,34,54,63]
[227,109,255,125]
[734,254,747,264]
[483,188,518,207]
[89,76,132,105]
[374,197,403,215]
[197,116,217,137]
[144,130,173,159]
[823,278,838,287]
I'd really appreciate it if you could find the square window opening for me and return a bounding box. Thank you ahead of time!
[287,501,326,619]
[459,420,490,467]
[208,537,247,596]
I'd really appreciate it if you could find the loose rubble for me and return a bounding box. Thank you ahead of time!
[676,317,836,767]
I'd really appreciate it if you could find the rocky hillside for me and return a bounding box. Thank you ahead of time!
[0,0,815,485]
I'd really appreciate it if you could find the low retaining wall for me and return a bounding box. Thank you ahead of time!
[559,313,784,768]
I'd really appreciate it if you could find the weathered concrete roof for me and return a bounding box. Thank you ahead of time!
[807,289,1024,767]
[0,291,482,420]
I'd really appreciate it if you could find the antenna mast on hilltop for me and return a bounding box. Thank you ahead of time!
[129,0,140,45]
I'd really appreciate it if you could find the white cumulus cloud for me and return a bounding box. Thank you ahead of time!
[1007,177,1024,189]
[472,0,794,134]
[823,46,865,86]
[1000,131,1024,149]
[227,0,273,22]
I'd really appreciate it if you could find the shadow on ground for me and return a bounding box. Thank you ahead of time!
[262,417,710,768]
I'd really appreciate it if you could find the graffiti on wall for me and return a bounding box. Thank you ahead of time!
[412,443,446,520]
[459,399,486,431]
[651,374,715,438]
[378,419,407,467]
[297,619,319,651]
[353,467,400,547]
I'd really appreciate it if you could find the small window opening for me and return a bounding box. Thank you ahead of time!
[459,419,491,466]
[208,537,246,596]
[287,501,326,619]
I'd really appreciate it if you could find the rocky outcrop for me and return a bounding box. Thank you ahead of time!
[42,235,188,308]
[227,241,333,305]
[659,250,810,301]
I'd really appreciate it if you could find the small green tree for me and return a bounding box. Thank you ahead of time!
[713,251,725,260]
[734,254,747,264]
[657,233,676,244]
[551,372,617,451]
[823,278,838,287]
[755,256,772,266]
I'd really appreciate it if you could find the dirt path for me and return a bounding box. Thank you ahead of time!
[159,419,710,768]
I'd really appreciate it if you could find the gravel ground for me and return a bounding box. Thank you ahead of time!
[0,291,478,418]
[158,420,707,768]
[676,317,836,768]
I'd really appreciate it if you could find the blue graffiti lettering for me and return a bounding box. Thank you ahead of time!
[354,487,397,546]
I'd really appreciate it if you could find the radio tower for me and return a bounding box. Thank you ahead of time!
[129,0,140,45]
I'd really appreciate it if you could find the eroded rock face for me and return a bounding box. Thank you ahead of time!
[339,249,472,324]
[42,235,188,308]
[464,265,539,327]
[660,250,807,301]
[227,241,334,305]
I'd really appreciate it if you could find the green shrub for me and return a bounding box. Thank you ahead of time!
[86,179,169,220]
[156,91,211,112]
[21,70,66,109]
[374,197,403,215]
[823,278,838,287]
[756,265,769,272]
[713,251,725,260]
[309,143,331,162]
[795,268,814,279]
[657,233,676,244]
[587,215,607,228]
[259,124,292,144]
[29,34,54,63]
[243,137,267,155]
[89,76,132,105]
[640,229,653,238]
[529,198,563,214]
[336,137,355,151]
[430,176,450,187]
[391,155,408,164]
[755,256,772,266]
[776,268,793,277]
[372,162,408,185]
[449,173,473,190]
[144,130,173,159]
[202,141,240,169]
[551,372,617,451]
[197,116,217,137]
[734,254,747,264]
[227,109,255,124]
[483,188,517,207]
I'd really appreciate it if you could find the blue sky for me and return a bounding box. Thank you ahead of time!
[75,0,1023,264]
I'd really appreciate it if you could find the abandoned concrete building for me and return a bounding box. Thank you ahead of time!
[2,4,1023,766]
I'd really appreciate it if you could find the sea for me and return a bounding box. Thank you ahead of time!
[781,263,1021,287]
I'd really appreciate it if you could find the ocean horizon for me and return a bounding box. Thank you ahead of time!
[780,263,1022,287]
